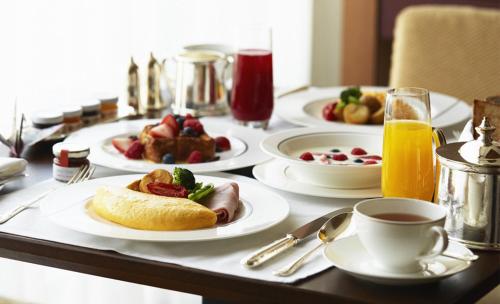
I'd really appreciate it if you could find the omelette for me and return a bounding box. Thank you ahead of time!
[91,186,217,230]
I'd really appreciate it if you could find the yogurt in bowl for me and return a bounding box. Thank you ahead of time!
[260,128,382,189]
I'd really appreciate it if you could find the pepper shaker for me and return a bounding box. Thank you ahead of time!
[128,57,140,114]
[146,52,165,111]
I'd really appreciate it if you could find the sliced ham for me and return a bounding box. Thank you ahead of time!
[201,183,239,224]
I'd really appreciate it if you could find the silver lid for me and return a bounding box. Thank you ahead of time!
[436,117,499,173]
[52,142,90,159]
[31,110,63,125]
[81,100,100,112]
[175,50,224,63]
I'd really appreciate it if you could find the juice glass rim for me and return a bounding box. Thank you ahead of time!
[387,87,429,97]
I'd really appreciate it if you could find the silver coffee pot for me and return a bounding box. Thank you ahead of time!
[164,50,232,116]
[435,117,499,250]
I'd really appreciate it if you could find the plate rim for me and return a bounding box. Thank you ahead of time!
[40,174,290,242]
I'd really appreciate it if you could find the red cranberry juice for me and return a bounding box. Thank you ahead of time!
[231,49,273,121]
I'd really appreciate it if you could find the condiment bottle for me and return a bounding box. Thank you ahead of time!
[52,142,90,182]
[146,52,165,111]
[99,96,119,121]
[62,106,83,133]
[128,57,141,114]
[31,110,63,129]
[81,100,101,126]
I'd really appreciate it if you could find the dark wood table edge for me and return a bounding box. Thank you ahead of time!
[0,231,360,304]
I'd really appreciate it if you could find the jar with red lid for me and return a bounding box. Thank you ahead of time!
[52,142,90,182]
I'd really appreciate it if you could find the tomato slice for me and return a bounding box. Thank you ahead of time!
[147,182,188,198]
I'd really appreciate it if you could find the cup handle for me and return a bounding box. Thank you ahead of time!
[416,226,449,261]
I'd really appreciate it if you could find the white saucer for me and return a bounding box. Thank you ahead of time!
[253,159,381,199]
[323,235,473,285]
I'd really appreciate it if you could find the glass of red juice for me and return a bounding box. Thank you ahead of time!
[231,27,273,129]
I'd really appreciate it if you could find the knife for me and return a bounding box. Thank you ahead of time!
[241,207,353,268]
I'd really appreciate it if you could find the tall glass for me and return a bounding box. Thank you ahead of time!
[231,27,273,129]
[382,87,434,201]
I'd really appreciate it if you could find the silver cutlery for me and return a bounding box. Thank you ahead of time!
[276,85,309,99]
[441,251,478,262]
[274,211,353,277]
[241,208,353,268]
[0,164,95,225]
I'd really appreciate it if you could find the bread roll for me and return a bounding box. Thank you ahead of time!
[92,186,217,230]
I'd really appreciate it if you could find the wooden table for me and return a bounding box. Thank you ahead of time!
[0,142,499,304]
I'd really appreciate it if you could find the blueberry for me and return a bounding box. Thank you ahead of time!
[162,153,175,164]
[354,158,364,163]
[181,127,198,137]
[176,117,185,129]
[330,148,340,153]
[128,135,138,141]
[173,114,180,119]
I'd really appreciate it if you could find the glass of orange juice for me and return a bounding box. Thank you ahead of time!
[382,87,434,201]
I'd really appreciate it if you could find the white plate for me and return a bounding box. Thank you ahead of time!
[275,86,471,130]
[260,127,382,189]
[253,159,381,199]
[323,235,473,285]
[64,119,271,173]
[40,174,289,242]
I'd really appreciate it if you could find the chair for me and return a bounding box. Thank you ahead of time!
[389,5,500,104]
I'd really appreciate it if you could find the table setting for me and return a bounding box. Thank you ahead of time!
[0,36,498,304]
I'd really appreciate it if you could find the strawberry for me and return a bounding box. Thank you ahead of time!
[185,113,194,120]
[149,123,175,139]
[161,114,179,136]
[147,182,188,198]
[124,140,144,159]
[332,153,348,161]
[363,160,378,165]
[299,152,314,161]
[351,147,367,155]
[215,136,231,152]
[322,102,337,121]
[112,137,133,154]
[183,119,204,134]
[187,150,203,163]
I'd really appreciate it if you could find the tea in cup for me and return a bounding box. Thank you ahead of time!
[353,198,448,273]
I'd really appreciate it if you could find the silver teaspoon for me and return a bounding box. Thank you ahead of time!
[274,211,353,277]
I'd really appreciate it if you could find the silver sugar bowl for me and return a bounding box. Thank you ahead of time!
[435,117,499,250]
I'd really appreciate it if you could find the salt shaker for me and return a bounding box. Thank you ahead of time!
[146,52,165,111]
[128,57,140,114]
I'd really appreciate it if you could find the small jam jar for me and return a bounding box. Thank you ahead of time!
[62,106,83,133]
[31,110,64,129]
[81,100,100,126]
[52,142,90,182]
[99,96,119,121]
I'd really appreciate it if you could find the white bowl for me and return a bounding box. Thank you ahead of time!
[260,127,382,189]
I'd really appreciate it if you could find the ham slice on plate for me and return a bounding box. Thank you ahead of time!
[201,183,240,224]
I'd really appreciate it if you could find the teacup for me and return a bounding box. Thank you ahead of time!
[353,197,448,274]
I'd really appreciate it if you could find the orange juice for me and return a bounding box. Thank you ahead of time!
[382,120,434,201]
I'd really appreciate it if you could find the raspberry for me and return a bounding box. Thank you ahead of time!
[183,119,204,134]
[361,155,382,160]
[215,136,231,152]
[187,150,203,163]
[332,153,348,161]
[124,140,144,159]
[322,102,337,121]
[351,147,367,155]
[363,160,378,165]
[299,152,314,161]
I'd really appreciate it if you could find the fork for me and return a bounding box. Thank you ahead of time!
[0,164,95,224]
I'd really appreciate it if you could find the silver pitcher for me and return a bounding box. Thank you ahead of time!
[164,50,231,116]
[435,117,499,250]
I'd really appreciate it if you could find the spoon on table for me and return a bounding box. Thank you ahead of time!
[274,211,353,277]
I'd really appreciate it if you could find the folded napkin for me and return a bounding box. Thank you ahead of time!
[0,157,27,180]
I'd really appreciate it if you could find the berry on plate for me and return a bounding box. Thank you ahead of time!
[150,123,175,139]
[180,127,198,137]
[183,119,204,134]
[124,140,144,159]
[299,152,314,161]
[363,160,378,165]
[162,153,175,164]
[187,150,203,163]
[361,155,382,160]
[332,153,348,161]
[215,136,231,152]
[161,114,180,136]
[351,147,367,155]
[112,137,133,154]
[322,102,337,121]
